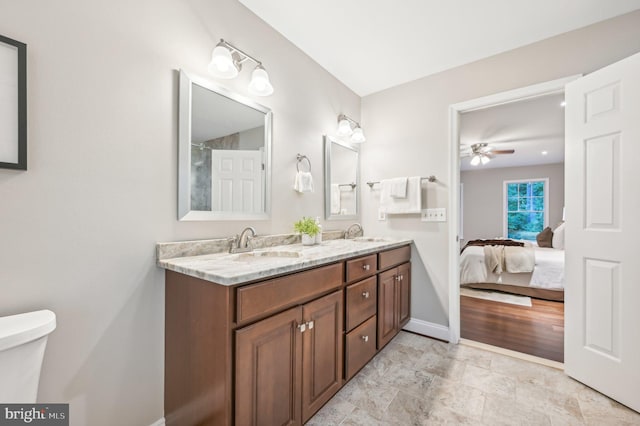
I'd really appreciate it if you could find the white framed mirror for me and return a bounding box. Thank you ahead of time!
[324,135,359,220]
[178,70,272,221]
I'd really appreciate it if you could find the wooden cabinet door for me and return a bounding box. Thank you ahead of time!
[301,290,343,423]
[398,262,411,327]
[377,269,398,349]
[235,306,303,426]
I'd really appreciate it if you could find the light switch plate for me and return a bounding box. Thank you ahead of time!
[421,208,447,222]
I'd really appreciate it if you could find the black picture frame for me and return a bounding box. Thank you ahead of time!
[0,34,27,170]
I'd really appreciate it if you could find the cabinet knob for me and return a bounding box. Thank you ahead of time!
[400,274,404,281]
[362,264,370,271]
[395,275,400,282]
[361,335,369,343]
[297,323,306,333]
[307,321,314,330]
[362,291,370,299]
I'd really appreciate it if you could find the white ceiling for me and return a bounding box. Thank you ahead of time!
[459,93,565,171]
[238,0,640,96]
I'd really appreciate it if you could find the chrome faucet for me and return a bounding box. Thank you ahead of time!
[229,227,257,253]
[344,223,363,239]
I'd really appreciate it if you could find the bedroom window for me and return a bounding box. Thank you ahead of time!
[503,178,549,241]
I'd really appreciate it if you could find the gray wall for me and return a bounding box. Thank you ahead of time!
[360,11,640,326]
[461,163,565,242]
[0,0,359,425]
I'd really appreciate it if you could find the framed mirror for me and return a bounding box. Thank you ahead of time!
[178,70,272,220]
[324,135,359,220]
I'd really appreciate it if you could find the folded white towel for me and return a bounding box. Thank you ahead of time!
[331,184,341,214]
[293,171,314,193]
[379,176,422,214]
[388,177,408,198]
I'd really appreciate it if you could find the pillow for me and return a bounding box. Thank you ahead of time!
[536,227,554,248]
[553,222,566,249]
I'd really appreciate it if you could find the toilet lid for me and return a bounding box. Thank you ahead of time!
[0,310,56,352]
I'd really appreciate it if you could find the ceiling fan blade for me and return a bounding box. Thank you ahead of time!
[491,149,515,155]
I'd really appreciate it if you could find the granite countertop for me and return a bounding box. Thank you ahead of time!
[157,237,412,286]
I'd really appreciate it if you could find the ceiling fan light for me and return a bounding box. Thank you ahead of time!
[337,117,353,136]
[480,155,490,165]
[470,154,481,166]
[351,127,366,143]
[248,65,274,96]
[208,44,238,79]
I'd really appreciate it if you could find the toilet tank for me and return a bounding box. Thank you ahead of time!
[0,310,56,403]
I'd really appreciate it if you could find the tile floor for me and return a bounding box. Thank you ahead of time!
[307,331,640,425]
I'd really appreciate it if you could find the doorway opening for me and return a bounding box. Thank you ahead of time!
[447,76,580,363]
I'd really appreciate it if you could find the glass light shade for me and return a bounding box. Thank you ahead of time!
[470,154,481,166]
[248,66,274,96]
[337,118,353,136]
[350,127,366,143]
[480,155,491,165]
[208,45,238,79]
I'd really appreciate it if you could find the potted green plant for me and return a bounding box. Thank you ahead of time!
[294,216,320,246]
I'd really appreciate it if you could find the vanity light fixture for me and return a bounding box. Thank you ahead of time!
[208,39,274,96]
[336,114,366,143]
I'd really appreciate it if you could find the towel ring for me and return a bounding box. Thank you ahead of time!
[296,154,311,172]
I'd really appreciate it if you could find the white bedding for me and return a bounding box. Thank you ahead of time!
[460,246,564,291]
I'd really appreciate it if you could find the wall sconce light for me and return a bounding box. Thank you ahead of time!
[336,114,366,143]
[208,39,274,96]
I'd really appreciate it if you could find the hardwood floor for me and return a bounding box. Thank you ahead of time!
[460,295,564,362]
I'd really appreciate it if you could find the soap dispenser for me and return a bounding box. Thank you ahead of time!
[315,217,322,245]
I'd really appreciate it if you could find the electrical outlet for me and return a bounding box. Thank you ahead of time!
[377,210,387,221]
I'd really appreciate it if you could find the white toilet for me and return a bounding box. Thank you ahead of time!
[0,309,56,403]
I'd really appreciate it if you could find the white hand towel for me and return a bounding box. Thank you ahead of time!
[389,177,408,198]
[293,171,314,193]
[331,184,341,214]
[379,176,422,214]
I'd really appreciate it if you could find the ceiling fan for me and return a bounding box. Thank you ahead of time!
[461,142,515,166]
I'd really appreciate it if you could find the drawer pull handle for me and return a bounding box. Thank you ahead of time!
[298,323,306,333]
[362,291,370,299]
[362,264,370,271]
[361,335,369,342]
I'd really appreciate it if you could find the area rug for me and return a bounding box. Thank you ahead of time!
[461,287,532,307]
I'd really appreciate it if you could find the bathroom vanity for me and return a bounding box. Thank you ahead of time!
[158,237,411,426]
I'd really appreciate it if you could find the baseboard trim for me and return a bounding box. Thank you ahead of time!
[402,318,450,342]
[149,418,165,426]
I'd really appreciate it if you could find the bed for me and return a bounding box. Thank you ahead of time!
[460,243,565,301]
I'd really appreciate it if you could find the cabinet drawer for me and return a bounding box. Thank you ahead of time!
[236,262,343,324]
[345,276,377,332]
[378,245,411,270]
[346,254,377,283]
[345,315,377,380]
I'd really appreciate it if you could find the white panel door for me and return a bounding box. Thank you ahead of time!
[211,149,263,213]
[565,51,640,412]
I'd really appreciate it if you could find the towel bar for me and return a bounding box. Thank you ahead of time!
[338,183,357,190]
[366,175,436,188]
